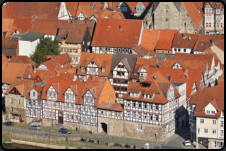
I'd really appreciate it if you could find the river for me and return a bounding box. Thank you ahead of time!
[2,143,51,149]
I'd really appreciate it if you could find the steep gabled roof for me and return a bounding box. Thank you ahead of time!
[12,17,33,34]
[77,52,113,77]
[91,18,142,48]
[109,53,139,79]
[65,2,79,17]
[215,39,224,52]
[76,2,93,19]
[141,29,160,51]
[2,53,9,63]
[2,18,14,37]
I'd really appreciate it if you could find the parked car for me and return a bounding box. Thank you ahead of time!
[184,140,191,146]
[59,128,71,134]
[3,122,14,126]
[29,125,41,130]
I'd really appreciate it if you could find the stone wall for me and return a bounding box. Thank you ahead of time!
[42,118,58,127]
[79,123,98,133]
[98,117,124,137]
[5,94,26,120]
[26,117,34,124]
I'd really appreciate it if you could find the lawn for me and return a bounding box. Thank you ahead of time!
[2,133,12,143]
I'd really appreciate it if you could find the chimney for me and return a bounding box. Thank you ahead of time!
[211,37,214,45]
[182,33,187,39]
[153,76,157,80]
[119,25,122,31]
[188,37,191,42]
[163,57,166,62]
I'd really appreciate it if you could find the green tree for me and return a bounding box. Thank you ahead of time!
[30,37,60,66]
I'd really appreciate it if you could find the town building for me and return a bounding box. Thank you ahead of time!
[57,21,93,67]
[204,2,224,35]
[10,56,36,69]
[25,85,43,123]
[192,35,224,54]
[2,37,19,60]
[131,58,161,82]
[75,2,93,20]
[4,77,36,122]
[171,33,199,54]
[122,71,181,138]
[189,82,224,149]
[2,53,9,63]
[108,53,139,103]
[174,53,216,87]
[2,18,14,37]
[143,2,204,34]
[155,30,177,55]
[11,32,46,57]
[37,53,71,71]
[77,52,113,81]
[91,18,143,55]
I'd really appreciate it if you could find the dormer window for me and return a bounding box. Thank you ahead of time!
[81,67,85,71]
[33,92,35,96]
[207,110,210,114]
[102,68,105,73]
[71,95,74,100]
[211,111,215,115]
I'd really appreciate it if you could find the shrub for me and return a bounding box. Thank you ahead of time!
[78,146,82,149]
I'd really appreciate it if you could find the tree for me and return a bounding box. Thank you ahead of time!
[30,37,60,66]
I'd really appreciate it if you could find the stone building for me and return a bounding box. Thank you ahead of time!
[143,2,204,34]
[4,78,36,122]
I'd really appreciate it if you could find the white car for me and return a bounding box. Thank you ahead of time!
[184,140,191,146]
[29,125,41,130]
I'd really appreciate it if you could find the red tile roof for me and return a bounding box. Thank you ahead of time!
[53,73,75,81]
[10,56,36,66]
[133,58,161,73]
[31,70,56,82]
[2,62,33,84]
[77,52,113,77]
[155,30,177,50]
[2,18,14,37]
[91,18,142,48]
[172,33,199,48]
[2,53,9,63]
[122,71,180,104]
[132,45,149,57]
[76,2,93,19]
[65,2,79,17]
[141,29,160,51]
[2,5,8,18]
[174,53,214,70]
[193,2,204,17]
[98,102,123,112]
[2,37,18,49]
[193,35,224,52]
[182,2,203,29]
[29,19,68,35]
[12,17,33,34]
[5,2,20,19]
[4,78,36,97]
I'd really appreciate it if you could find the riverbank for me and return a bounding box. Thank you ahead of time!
[2,142,51,149]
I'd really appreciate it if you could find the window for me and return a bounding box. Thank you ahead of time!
[133,102,136,107]
[108,95,110,100]
[198,128,200,134]
[138,114,141,119]
[62,103,64,108]
[117,72,120,75]
[139,103,141,108]
[207,110,210,114]
[150,105,152,109]
[33,92,35,96]
[184,49,186,52]
[157,50,159,53]
[127,102,130,106]
[111,93,113,98]
[53,102,55,107]
[144,104,147,109]
[67,114,69,119]
[221,121,224,127]
[71,95,74,100]
[162,51,164,53]
[204,129,208,133]
[137,124,143,131]
[57,102,60,107]
[217,23,219,28]
[178,49,180,52]
[81,67,85,71]
[156,117,158,121]
[144,115,147,120]
[212,129,216,134]
[200,119,204,124]
[212,111,215,114]
[109,111,112,116]
[150,116,152,120]
[71,115,73,119]
[220,130,224,136]
[127,112,130,117]
[221,23,223,28]
[156,106,158,110]
[167,51,170,54]
[76,116,78,120]
[133,113,136,118]
[209,23,211,27]
[117,112,120,116]
[53,112,55,117]
[213,120,216,125]
[67,103,69,109]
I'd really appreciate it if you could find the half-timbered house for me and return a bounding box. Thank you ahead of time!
[77,52,113,81]
[25,85,43,123]
[174,53,216,87]
[131,58,161,82]
[91,18,143,55]
[108,53,139,103]
[57,21,93,67]
[122,71,181,138]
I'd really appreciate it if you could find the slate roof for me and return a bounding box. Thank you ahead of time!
[108,53,139,79]
[77,52,113,77]
[91,18,142,48]
[2,62,33,84]
[11,32,46,41]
